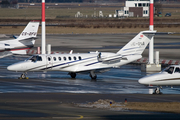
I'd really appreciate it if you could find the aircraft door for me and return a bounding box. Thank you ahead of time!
[46,56,53,69]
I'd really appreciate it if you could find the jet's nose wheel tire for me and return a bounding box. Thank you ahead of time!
[19,73,29,79]
[153,88,162,94]
[21,74,26,79]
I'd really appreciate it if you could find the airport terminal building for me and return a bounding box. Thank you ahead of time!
[117,0,150,17]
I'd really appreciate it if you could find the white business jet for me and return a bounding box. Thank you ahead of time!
[0,21,39,58]
[139,65,180,94]
[7,30,156,80]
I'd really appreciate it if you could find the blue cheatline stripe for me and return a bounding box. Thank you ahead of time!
[41,56,97,70]
[85,62,99,66]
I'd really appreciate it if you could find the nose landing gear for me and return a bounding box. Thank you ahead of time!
[19,73,29,79]
[153,87,162,94]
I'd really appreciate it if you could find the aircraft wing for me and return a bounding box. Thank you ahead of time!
[0,49,27,58]
[10,49,27,55]
[0,51,13,58]
[98,54,127,64]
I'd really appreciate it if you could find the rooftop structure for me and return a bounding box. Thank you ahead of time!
[123,0,150,17]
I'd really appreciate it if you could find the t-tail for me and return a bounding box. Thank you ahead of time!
[8,21,39,57]
[117,30,156,55]
[17,21,39,40]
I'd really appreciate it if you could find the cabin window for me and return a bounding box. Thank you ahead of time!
[174,67,180,73]
[164,67,174,74]
[53,57,56,61]
[69,57,71,61]
[48,57,51,61]
[143,3,146,7]
[63,57,66,61]
[74,56,76,60]
[79,56,82,60]
[59,57,61,61]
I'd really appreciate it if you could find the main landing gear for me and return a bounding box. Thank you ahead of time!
[19,73,29,79]
[153,87,162,94]
[90,71,97,80]
[68,71,97,80]
[68,72,76,78]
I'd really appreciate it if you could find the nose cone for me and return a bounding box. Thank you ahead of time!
[138,74,156,85]
[7,63,22,71]
[138,73,159,85]
[138,77,148,85]
[7,65,12,71]
[139,72,164,85]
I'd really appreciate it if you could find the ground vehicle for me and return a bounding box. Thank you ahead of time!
[165,13,171,17]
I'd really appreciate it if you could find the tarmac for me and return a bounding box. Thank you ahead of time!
[1,92,180,120]
[1,33,180,119]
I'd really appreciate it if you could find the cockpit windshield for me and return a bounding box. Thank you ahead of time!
[26,55,42,62]
[163,67,174,74]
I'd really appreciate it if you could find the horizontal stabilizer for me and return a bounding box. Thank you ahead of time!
[11,50,27,55]
[18,37,37,41]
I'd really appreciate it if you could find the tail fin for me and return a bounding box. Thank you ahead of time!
[117,30,156,55]
[17,21,39,40]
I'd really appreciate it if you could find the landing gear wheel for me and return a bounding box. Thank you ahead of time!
[21,74,26,79]
[90,74,97,80]
[19,73,28,79]
[69,72,76,78]
[153,87,162,94]
[90,71,97,80]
